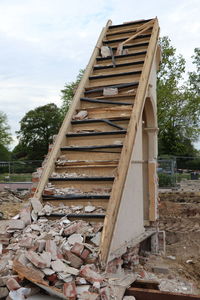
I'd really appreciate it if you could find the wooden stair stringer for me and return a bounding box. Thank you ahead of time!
[99,18,160,265]
[32,20,112,201]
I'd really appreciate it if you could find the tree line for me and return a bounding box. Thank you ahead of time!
[0,37,199,164]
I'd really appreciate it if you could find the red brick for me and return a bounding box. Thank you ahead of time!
[26,251,49,268]
[63,281,77,299]
[64,222,83,236]
[6,278,21,291]
[100,287,110,300]
[79,266,103,284]
[63,250,83,269]
[80,248,90,260]
[46,273,58,285]
[45,240,57,260]
[71,242,84,257]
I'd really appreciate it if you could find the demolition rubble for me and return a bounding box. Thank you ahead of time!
[0,200,138,300]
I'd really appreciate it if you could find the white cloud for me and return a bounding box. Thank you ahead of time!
[0,0,199,149]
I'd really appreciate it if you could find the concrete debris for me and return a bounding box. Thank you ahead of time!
[0,201,112,299]
[73,110,88,120]
[103,87,118,96]
[84,206,96,213]
[0,190,22,205]
[101,46,111,58]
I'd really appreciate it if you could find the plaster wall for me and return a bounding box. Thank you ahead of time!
[108,118,145,260]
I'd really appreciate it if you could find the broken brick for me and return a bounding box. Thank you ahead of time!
[79,266,103,284]
[8,220,25,230]
[0,287,9,298]
[63,250,83,269]
[71,242,84,257]
[46,273,58,285]
[19,237,33,248]
[6,278,21,291]
[26,251,49,269]
[63,281,77,299]
[64,222,83,236]
[45,240,57,260]
[19,206,31,226]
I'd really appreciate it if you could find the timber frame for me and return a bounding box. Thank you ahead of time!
[32,18,160,266]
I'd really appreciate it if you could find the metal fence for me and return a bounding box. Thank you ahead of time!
[0,160,42,183]
[158,156,200,188]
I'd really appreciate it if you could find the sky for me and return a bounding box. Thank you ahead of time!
[0,0,200,150]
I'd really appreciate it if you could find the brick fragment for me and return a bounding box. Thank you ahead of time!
[8,220,25,230]
[64,222,83,236]
[19,206,31,226]
[63,281,77,299]
[100,287,111,300]
[46,273,58,285]
[71,242,84,257]
[79,266,103,284]
[6,278,21,291]
[63,250,83,269]
[36,239,46,252]
[45,240,57,260]
[0,287,9,298]
[79,291,100,300]
[26,251,49,269]
[19,237,33,248]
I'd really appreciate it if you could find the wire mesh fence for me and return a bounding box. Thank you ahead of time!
[158,157,200,188]
[0,161,42,183]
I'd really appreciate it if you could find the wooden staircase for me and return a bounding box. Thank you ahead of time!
[33,18,160,265]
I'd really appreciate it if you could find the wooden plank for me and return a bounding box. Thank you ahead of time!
[55,166,117,177]
[100,18,160,264]
[126,287,200,300]
[33,19,112,201]
[116,20,154,54]
[42,199,108,208]
[148,161,157,221]
[87,73,141,88]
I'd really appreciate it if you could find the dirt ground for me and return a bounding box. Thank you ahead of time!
[158,198,200,293]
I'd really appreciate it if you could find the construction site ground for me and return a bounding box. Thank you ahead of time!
[0,185,200,298]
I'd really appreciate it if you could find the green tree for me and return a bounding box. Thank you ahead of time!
[15,103,62,160]
[157,37,200,156]
[61,69,84,117]
[0,111,12,160]
[188,48,200,96]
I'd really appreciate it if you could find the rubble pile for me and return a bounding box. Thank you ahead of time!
[0,200,137,300]
[0,190,23,205]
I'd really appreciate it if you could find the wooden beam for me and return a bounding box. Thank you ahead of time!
[100,18,160,265]
[126,287,200,300]
[33,19,112,201]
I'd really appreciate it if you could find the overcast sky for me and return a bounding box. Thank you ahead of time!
[0,0,200,150]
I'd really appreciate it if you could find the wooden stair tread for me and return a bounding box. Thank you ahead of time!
[96,52,146,62]
[49,176,115,181]
[85,81,139,93]
[80,97,133,106]
[89,70,141,80]
[93,61,144,70]
[60,144,123,151]
[43,194,110,200]
[103,34,151,45]
[108,19,152,29]
[66,130,126,137]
